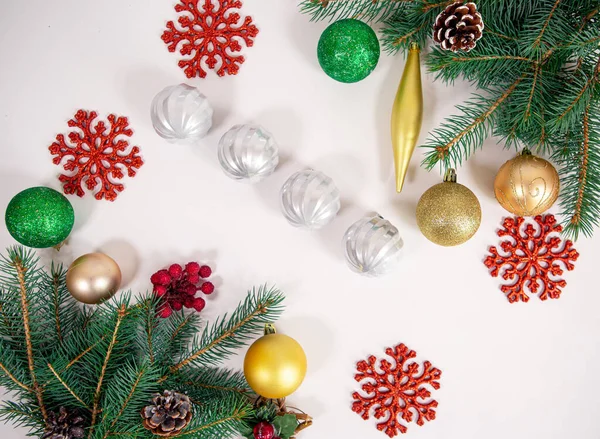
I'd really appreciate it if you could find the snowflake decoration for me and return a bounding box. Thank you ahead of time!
[484,215,579,303]
[162,0,259,78]
[49,110,143,201]
[352,344,441,437]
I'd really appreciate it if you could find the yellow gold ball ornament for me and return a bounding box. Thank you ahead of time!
[244,324,307,399]
[494,149,560,216]
[66,253,122,304]
[417,169,482,246]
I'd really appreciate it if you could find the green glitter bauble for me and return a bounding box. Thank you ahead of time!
[5,187,74,248]
[317,19,380,83]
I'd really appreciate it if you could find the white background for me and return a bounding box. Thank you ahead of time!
[1,1,599,438]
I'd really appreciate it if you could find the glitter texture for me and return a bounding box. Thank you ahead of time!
[5,187,74,248]
[317,19,380,83]
[416,180,481,246]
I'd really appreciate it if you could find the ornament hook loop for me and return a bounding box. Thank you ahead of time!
[264,324,276,335]
[443,168,457,183]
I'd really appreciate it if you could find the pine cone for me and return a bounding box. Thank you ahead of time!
[42,407,85,439]
[433,2,484,52]
[142,391,192,437]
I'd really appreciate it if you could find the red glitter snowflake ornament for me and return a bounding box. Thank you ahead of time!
[352,344,442,437]
[162,0,259,78]
[484,215,579,303]
[49,110,143,201]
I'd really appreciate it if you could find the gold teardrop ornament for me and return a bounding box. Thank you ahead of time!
[391,42,423,192]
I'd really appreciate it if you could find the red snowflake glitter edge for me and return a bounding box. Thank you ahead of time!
[484,214,579,303]
[352,344,441,437]
[162,0,259,78]
[49,110,143,201]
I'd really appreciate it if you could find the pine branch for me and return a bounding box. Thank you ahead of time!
[99,361,161,439]
[173,368,250,402]
[171,286,284,372]
[555,101,600,238]
[0,361,32,392]
[0,402,44,434]
[178,397,252,439]
[422,76,524,169]
[88,304,128,437]
[46,363,89,409]
[11,248,48,423]
[298,0,407,23]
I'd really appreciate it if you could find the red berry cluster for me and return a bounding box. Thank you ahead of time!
[150,262,215,318]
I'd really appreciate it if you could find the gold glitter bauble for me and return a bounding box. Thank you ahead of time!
[416,169,482,246]
[244,325,307,399]
[494,149,559,216]
[66,253,122,304]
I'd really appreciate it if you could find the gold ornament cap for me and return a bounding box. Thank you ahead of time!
[244,324,307,399]
[416,169,482,246]
[494,148,560,216]
[66,253,122,304]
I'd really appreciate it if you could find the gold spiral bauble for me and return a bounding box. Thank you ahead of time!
[494,149,560,216]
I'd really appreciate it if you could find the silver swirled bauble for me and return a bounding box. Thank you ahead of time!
[151,84,213,143]
[343,213,403,277]
[280,169,341,230]
[218,124,279,183]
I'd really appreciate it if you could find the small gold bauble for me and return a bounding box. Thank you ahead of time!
[494,149,559,216]
[66,253,122,304]
[416,169,482,247]
[244,325,307,399]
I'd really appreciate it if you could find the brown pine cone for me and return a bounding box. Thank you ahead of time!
[433,2,484,52]
[141,391,192,437]
[42,407,85,439]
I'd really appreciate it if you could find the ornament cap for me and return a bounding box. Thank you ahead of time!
[443,168,457,183]
[409,42,420,51]
[264,324,276,335]
[520,148,532,156]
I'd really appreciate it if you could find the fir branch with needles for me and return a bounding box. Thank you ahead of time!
[0,246,286,439]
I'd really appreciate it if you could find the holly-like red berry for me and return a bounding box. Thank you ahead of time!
[169,264,183,279]
[199,265,212,278]
[150,270,171,286]
[253,422,275,439]
[200,281,215,294]
[192,297,206,312]
[185,262,200,275]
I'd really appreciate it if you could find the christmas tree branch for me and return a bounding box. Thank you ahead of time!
[299,0,408,23]
[423,75,524,169]
[13,254,47,423]
[103,367,147,438]
[89,304,127,437]
[571,105,591,228]
[0,362,32,392]
[421,0,453,13]
[530,0,562,52]
[51,270,63,343]
[66,336,106,369]
[171,286,284,372]
[46,363,89,408]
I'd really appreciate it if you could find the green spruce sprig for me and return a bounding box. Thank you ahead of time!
[0,246,284,439]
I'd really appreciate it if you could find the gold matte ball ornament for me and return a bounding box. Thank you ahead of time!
[66,253,122,304]
[417,169,482,246]
[244,324,307,399]
[494,149,560,216]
